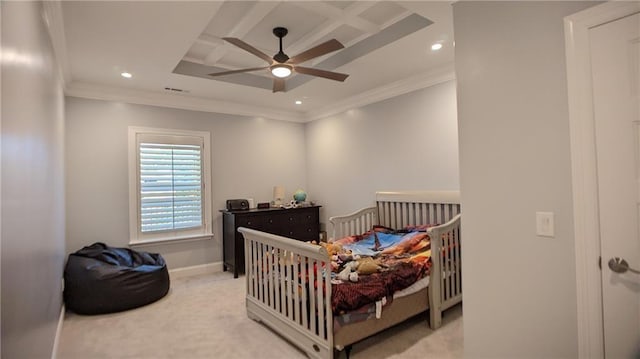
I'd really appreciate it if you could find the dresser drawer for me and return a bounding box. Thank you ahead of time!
[282,209,318,225]
[221,206,321,278]
[287,226,319,241]
[298,209,319,225]
[235,215,265,229]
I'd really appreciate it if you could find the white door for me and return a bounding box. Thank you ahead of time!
[591,12,640,359]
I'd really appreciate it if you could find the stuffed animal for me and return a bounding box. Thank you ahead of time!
[319,242,345,256]
[336,260,360,282]
[356,257,382,275]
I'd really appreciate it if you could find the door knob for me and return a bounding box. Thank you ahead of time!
[608,257,640,274]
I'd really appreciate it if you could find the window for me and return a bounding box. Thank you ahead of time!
[128,127,212,244]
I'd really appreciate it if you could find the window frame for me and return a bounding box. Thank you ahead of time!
[128,126,212,245]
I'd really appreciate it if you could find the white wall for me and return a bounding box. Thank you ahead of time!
[454,2,597,357]
[1,1,66,357]
[66,80,459,267]
[65,97,307,269]
[305,80,459,228]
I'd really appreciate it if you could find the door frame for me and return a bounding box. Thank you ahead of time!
[565,2,640,358]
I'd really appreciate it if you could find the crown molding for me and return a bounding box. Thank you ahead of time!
[42,1,71,87]
[303,63,456,122]
[65,63,455,124]
[65,82,305,123]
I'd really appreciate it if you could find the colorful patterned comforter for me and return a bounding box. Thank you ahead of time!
[328,226,434,313]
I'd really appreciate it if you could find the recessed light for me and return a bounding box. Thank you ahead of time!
[121,72,132,78]
[295,100,302,105]
[431,43,443,51]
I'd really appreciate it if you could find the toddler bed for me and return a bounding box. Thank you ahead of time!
[238,191,461,358]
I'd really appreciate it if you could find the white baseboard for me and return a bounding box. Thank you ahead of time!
[168,262,224,279]
[51,304,65,359]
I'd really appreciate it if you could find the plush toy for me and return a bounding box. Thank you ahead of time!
[344,260,359,272]
[319,242,345,256]
[356,257,382,275]
[336,267,351,281]
[336,267,359,283]
[337,253,353,262]
[336,260,360,282]
[330,261,340,271]
[348,272,358,282]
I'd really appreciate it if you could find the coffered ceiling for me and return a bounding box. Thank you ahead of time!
[53,1,455,122]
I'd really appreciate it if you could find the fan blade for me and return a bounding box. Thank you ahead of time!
[288,39,344,64]
[294,66,349,82]
[272,78,285,93]
[223,37,273,64]
[208,66,268,77]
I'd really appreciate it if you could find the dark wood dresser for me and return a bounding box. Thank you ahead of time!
[221,206,321,278]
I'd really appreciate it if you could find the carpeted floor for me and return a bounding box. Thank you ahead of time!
[57,272,463,359]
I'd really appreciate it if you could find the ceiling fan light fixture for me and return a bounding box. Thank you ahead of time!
[212,27,348,92]
[271,64,292,78]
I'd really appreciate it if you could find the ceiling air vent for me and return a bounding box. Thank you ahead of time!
[164,87,189,93]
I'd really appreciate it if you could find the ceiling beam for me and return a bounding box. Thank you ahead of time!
[202,2,279,65]
[195,33,224,47]
[284,20,342,60]
[285,1,379,64]
[228,2,279,38]
[294,2,380,35]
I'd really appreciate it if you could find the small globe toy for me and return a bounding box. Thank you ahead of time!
[293,189,307,203]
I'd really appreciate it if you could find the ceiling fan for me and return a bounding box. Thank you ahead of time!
[208,27,349,93]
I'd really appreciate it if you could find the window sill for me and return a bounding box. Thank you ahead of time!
[129,233,213,247]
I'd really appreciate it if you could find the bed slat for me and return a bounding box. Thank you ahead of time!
[293,254,300,325]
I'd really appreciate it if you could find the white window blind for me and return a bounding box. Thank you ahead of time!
[139,142,203,232]
[128,127,212,245]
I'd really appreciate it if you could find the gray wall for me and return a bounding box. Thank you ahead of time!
[454,2,597,357]
[1,1,66,357]
[305,80,459,227]
[65,97,307,269]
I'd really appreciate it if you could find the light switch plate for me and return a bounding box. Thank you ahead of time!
[536,212,555,237]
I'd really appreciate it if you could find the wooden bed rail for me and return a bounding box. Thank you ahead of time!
[239,227,334,359]
[377,191,460,230]
[376,190,460,204]
[330,192,461,241]
[329,207,377,240]
[426,213,462,329]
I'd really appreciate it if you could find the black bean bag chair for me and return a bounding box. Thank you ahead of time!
[64,242,170,315]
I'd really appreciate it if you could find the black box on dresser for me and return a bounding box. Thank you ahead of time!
[220,205,321,278]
